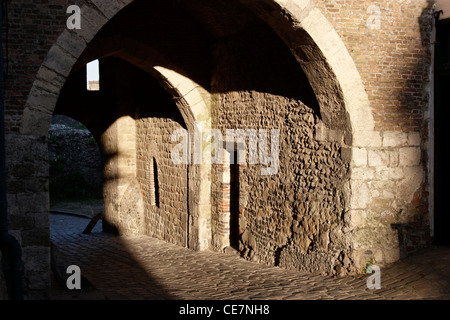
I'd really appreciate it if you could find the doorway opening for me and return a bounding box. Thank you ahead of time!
[48,115,103,217]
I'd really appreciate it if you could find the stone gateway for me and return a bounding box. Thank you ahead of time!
[0,0,443,299]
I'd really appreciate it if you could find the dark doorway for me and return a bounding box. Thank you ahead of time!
[48,115,104,216]
[229,151,240,249]
[434,18,450,245]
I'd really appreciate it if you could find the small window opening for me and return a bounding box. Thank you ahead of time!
[86,59,100,91]
[151,157,160,207]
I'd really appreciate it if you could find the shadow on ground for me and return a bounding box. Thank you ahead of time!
[49,212,177,300]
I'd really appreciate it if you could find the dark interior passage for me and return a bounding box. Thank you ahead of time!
[48,115,103,212]
[434,18,450,245]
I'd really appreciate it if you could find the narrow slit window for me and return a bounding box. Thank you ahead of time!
[150,157,160,208]
[86,59,100,91]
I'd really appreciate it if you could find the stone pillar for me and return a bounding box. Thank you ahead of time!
[5,134,50,299]
[350,131,426,270]
[102,115,143,235]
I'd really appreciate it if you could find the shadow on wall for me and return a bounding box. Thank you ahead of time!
[75,0,321,116]
[54,57,189,240]
[395,2,435,255]
[432,5,450,246]
[380,2,435,260]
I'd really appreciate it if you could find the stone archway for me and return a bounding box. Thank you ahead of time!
[73,36,213,249]
[236,0,378,270]
[19,0,376,281]
[20,2,213,251]
[21,0,374,146]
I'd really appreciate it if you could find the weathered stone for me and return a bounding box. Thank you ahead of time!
[2,0,434,299]
[398,167,424,202]
[368,150,390,167]
[351,147,367,167]
[383,131,409,148]
[20,108,53,138]
[90,0,131,19]
[42,44,77,77]
[56,29,87,58]
[399,147,421,167]
[374,167,404,181]
[350,180,370,209]
[351,167,374,180]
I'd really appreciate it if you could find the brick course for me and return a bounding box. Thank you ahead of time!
[315,0,432,132]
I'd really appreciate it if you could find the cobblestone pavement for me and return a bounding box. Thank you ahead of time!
[49,213,450,301]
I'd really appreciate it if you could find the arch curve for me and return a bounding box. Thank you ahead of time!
[21,1,213,251]
[21,0,375,263]
[239,0,377,147]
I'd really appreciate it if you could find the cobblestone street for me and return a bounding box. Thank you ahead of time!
[49,213,450,301]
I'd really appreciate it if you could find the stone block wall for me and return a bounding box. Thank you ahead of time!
[101,115,143,235]
[206,0,434,274]
[5,134,50,299]
[350,131,429,267]
[3,0,87,298]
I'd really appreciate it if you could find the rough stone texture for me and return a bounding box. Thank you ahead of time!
[209,24,352,276]
[1,0,435,298]
[101,114,139,235]
[5,134,50,299]
[47,116,103,200]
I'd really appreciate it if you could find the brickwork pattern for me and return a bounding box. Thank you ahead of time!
[136,117,189,247]
[315,0,433,132]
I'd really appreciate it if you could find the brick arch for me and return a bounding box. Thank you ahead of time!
[71,34,212,133]
[73,36,213,250]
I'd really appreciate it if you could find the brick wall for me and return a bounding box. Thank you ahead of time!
[4,0,85,133]
[313,0,434,265]
[136,117,189,247]
[315,0,433,132]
